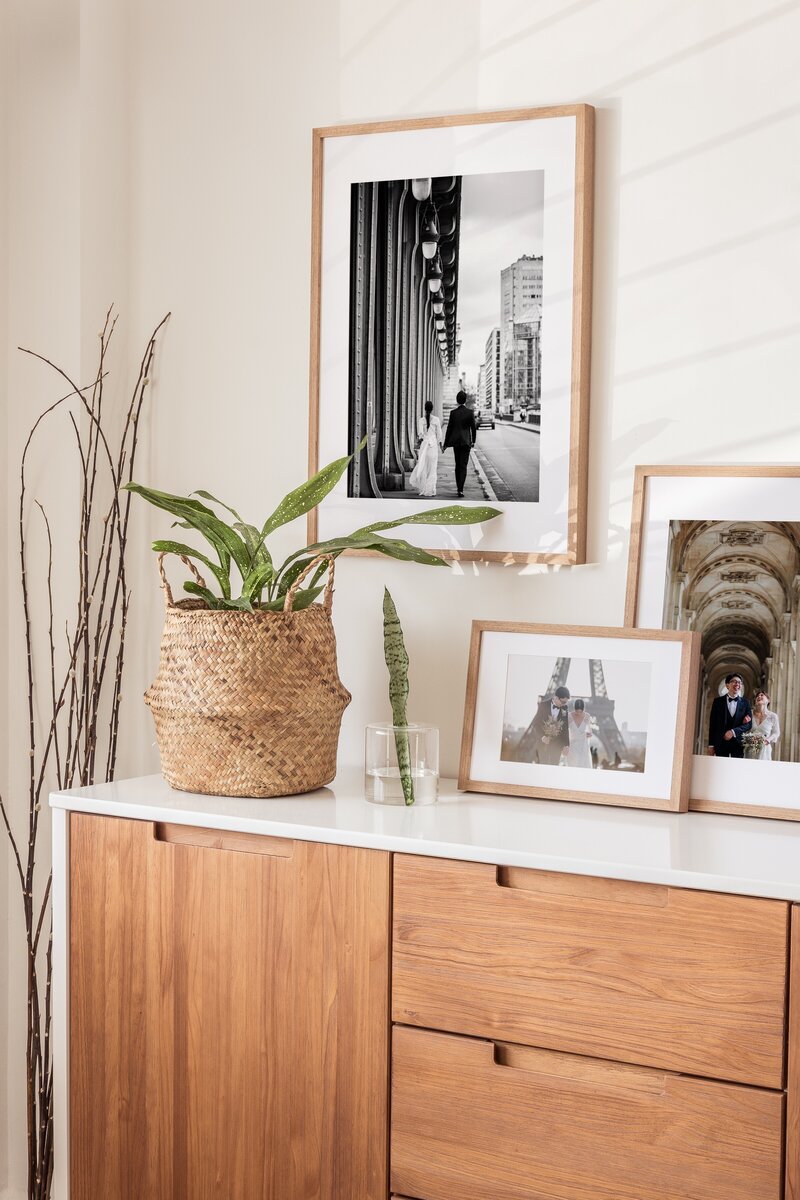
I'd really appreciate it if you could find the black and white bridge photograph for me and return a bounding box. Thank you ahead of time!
[347,169,544,504]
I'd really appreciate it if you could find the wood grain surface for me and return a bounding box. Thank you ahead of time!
[391,1025,785,1200]
[786,905,800,1200]
[393,854,789,1087]
[69,812,390,1199]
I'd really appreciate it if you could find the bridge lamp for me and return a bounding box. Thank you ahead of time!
[432,299,444,315]
[420,205,440,259]
[427,252,443,294]
[411,177,432,201]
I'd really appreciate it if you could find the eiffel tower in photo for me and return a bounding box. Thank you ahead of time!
[515,658,628,763]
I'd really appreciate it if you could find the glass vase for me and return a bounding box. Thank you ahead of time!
[364,723,439,806]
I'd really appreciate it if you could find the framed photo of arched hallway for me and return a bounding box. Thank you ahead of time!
[625,464,800,821]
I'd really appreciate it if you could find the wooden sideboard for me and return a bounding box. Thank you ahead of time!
[54,781,800,1200]
[391,854,793,1200]
[68,814,390,1199]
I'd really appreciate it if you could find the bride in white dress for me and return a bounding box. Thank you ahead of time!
[408,401,443,498]
[751,690,781,760]
[566,699,593,769]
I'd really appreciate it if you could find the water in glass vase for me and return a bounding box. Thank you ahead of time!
[365,766,439,806]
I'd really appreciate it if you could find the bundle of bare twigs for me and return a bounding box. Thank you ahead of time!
[0,308,168,1200]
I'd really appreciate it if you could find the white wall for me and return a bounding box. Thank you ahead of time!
[0,3,10,1189]
[4,0,800,1192]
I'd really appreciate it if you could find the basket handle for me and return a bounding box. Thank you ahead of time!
[283,554,337,614]
[156,551,208,609]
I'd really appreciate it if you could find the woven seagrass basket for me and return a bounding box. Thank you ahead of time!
[145,552,351,797]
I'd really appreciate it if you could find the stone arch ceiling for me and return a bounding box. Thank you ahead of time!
[673,521,800,689]
[676,523,800,638]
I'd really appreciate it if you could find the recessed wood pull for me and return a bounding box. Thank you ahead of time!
[496,865,668,908]
[492,1041,668,1096]
[154,823,293,858]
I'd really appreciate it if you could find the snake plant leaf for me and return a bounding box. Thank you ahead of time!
[352,504,501,537]
[151,539,232,599]
[383,588,414,805]
[124,483,250,578]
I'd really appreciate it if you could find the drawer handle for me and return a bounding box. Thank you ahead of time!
[493,1042,668,1095]
[496,865,668,908]
[154,823,293,858]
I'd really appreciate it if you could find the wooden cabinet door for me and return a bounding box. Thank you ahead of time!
[69,813,390,1200]
[392,1026,785,1200]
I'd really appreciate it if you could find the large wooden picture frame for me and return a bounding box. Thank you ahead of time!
[308,105,594,564]
[459,621,700,811]
[625,464,800,820]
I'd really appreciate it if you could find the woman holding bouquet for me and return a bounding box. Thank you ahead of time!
[750,690,781,760]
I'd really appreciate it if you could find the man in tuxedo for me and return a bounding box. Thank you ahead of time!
[443,390,478,498]
[529,685,571,765]
[707,673,752,758]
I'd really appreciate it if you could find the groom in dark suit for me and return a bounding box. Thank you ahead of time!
[443,390,478,498]
[707,672,752,758]
[529,686,571,765]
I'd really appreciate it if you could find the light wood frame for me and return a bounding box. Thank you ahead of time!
[625,464,800,821]
[307,104,595,564]
[458,620,700,811]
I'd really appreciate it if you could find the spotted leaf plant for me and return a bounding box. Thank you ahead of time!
[124,445,500,612]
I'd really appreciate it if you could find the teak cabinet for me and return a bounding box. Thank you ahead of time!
[67,812,800,1199]
[69,813,390,1199]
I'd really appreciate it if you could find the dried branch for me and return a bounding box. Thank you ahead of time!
[2,309,169,1199]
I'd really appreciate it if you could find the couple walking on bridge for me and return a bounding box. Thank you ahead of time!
[409,391,477,499]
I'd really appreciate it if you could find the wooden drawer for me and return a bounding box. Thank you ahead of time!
[392,855,789,1087]
[391,1025,784,1200]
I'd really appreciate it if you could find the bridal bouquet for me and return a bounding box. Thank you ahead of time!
[541,715,563,744]
[741,730,768,760]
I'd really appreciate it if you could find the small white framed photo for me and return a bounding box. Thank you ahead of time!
[459,622,700,812]
[625,464,800,821]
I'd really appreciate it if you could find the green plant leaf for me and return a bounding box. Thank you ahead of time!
[276,534,446,593]
[151,539,232,599]
[259,585,324,612]
[191,489,244,523]
[240,561,275,605]
[182,581,226,609]
[352,504,502,537]
[234,522,273,572]
[124,483,249,578]
[260,438,366,540]
[302,533,446,567]
[383,587,414,805]
[183,582,256,612]
[273,554,334,598]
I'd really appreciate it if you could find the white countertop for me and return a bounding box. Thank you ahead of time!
[50,766,800,902]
